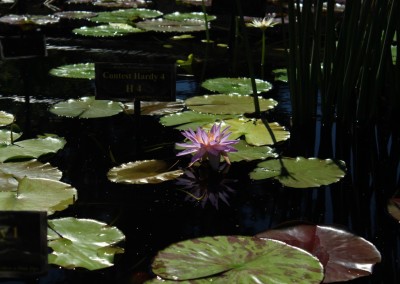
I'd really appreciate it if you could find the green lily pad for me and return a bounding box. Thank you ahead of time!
[185,94,278,115]
[0,160,62,191]
[215,118,290,146]
[0,129,22,144]
[124,100,185,116]
[164,12,216,22]
[73,23,143,37]
[249,157,347,188]
[151,235,324,283]
[89,8,163,24]
[135,19,206,33]
[0,111,14,126]
[0,177,77,214]
[159,110,235,130]
[0,135,66,162]
[49,63,95,79]
[201,77,272,95]
[107,160,184,184]
[49,96,124,119]
[54,11,98,20]
[48,217,125,270]
[272,68,288,82]
[228,140,278,162]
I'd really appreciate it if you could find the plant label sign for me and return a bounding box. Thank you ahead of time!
[0,33,47,59]
[0,211,48,278]
[95,63,176,102]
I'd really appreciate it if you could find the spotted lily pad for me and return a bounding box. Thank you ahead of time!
[49,96,124,119]
[256,224,382,283]
[0,177,77,214]
[135,19,206,33]
[185,94,278,115]
[0,130,22,144]
[49,63,95,79]
[250,157,346,188]
[73,23,143,37]
[228,140,278,162]
[0,160,62,191]
[164,12,216,22]
[0,135,66,162]
[201,77,272,95]
[151,235,324,283]
[0,111,14,126]
[108,160,184,184]
[89,8,163,24]
[48,217,125,270]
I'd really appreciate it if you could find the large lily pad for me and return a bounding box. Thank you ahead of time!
[164,12,216,22]
[48,217,125,270]
[49,96,124,119]
[250,157,346,188]
[256,224,382,283]
[185,94,278,115]
[0,177,77,214]
[107,160,184,184]
[0,135,66,162]
[73,23,143,37]
[159,110,235,130]
[0,160,62,191]
[89,8,162,24]
[0,111,14,126]
[0,129,22,144]
[228,140,278,162]
[124,100,185,116]
[135,19,206,33]
[49,63,95,79]
[151,235,324,283]
[201,77,272,95]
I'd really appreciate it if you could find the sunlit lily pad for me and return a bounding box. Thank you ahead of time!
[250,157,346,188]
[185,94,278,115]
[201,77,272,95]
[0,135,66,162]
[256,224,382,283]
[0,177,77,214]
[272,68,288,82]
[108,160,184,184]
[0,160,62,191]
[159,110,236,130]
[228,140,278,162]
[54,11,98,20]
[0,111,14,126]
[0,14,59,25]
[151,235,324,283]
[164,12,216,22]
[49,96,124,119]
[73,23,143,37]
[49,63,95,79]
[135,19,206,33]
[218,118,290,146]
[124,100,185,116]
[89,8,162,24]
[0,129,22,144]
[48,217,125,270]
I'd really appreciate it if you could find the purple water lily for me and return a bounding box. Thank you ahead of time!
[176,123,239,170]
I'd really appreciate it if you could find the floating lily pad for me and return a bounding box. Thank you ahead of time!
[0,135,66,162]
[124,100,185,116]
[0,129,22,144]
[49,63,95,79]
[107,160,184,184]
[0,160,62,191]
[73,23,143,37]
[0,177,77,214]
[54,11,98,20]
[228,140,278,162]
[48,217,125,270]
[0,111,14,126]
[250,157,346,188]
[159,110,235,130]
[49,96,124,119]
[185,94,278,115]
[151,235,324,283]
[164,12,216,22]
[93,0,148,9]
[0,14,60,25]
[256,224,382,283]
[89,8,163,24]
[135,19,206,33]
[201,77,272,95]
[272,68,288,82]
[179,0,212,6]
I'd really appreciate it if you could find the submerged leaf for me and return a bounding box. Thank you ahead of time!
[151,235,323,283]
[250,157,346,188]
[256,224,382,283]
[48,217,125,270]
[108,160,184,184]
[201,77,272,95]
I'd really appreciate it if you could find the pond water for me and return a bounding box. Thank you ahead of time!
[0,1,399,284]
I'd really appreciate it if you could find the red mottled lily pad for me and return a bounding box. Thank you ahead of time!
[256,224,382,283]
